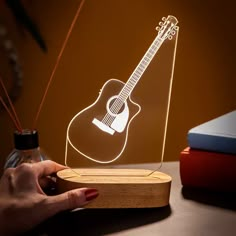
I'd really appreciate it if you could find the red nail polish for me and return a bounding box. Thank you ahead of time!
[85,188,99,201]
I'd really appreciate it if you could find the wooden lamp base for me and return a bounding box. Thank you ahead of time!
[56,168,172,208]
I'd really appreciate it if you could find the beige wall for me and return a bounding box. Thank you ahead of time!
[0,0,235,169]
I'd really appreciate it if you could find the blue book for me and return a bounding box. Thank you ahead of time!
[188,110,236,155]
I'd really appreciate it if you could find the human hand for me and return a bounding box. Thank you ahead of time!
[0,160,99,235]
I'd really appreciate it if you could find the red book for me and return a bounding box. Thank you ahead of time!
[180,147,236,192]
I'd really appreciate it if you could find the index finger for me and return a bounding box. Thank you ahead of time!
[32,160,67,177]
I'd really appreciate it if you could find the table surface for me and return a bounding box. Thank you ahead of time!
[27,162,236,236]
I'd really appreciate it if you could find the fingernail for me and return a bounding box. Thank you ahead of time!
[85,188,99,201]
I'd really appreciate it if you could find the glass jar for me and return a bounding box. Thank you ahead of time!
[4,129,47,169]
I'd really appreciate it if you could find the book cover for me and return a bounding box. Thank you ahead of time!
[188,110,236,154]
[180,147,236,192]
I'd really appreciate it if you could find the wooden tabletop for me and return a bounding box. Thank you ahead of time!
[27,162,236,236]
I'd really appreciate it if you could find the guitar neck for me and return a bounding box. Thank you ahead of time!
[118,34,165,102]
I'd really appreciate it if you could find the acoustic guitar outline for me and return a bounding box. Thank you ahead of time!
[65,15,178,164]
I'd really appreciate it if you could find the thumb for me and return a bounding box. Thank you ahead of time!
[44,188,99,217]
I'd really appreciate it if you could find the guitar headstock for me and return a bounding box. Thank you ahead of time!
[156,15,178,40]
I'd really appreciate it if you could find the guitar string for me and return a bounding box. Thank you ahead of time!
[102,75,140,125]
[101,31,164,128]
[110,40,159,112]
[102,40,160,127]
[102,97,124,124]
[107,97,124,125]
[102,87,131,126]
[102,41,158,125]
[103,95,126,125]
[102,60,148,125]
[102,63,153,126]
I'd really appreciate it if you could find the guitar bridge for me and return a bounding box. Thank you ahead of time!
[92,118,115,135]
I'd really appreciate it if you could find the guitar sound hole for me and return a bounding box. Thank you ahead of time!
[109,98,125,116]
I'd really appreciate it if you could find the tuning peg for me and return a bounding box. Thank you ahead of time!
[168,35,172,40]
[159,21,164,26]
[156,26,160,31]
[162,17,167,21]
[171,30,176,35]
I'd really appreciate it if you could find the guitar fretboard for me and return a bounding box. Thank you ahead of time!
[105,15,178,117]
[118,36,164,102]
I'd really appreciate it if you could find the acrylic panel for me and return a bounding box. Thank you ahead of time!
[65,15,179,174]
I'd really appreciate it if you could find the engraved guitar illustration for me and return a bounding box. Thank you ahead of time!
[66,15,178,164]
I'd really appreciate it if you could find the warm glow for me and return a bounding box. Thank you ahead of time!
[65,16,179,167]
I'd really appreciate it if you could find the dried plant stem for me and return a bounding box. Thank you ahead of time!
[32,0,86,129]
[0,76,22,131]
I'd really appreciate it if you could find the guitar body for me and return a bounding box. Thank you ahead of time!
[67,79,141,163]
